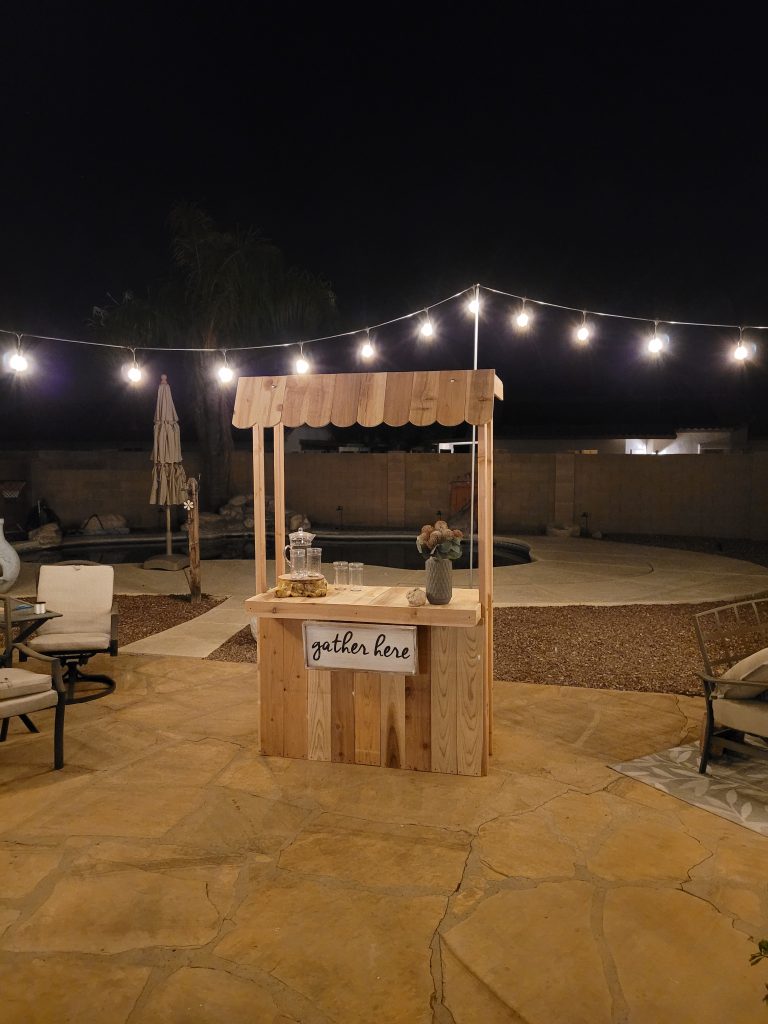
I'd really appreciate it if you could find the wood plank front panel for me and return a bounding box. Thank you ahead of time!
[282,620,308,759]
[430,627,458,774]
[383,371,413,426]
[307,669,332,760]
[405,626,432,770]
[330,671,356,763]
[354,672,381,765]
[380,674,406,768]
[259,618,285,755]
[456,625,484,776]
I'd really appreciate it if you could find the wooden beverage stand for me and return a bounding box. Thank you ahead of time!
[232,369,502,777]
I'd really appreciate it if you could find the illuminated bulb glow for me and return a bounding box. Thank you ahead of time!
[647,336,663,354]
[10,352,28,372]
[361,341,374,359]
[127,364,142,382]
[576,325,590,343]
[217,364,234,383]
[420,320,434,338]
[515,310,530,328]
[733,344,749,361]
[468,298,480,315]
[295,356,309,374]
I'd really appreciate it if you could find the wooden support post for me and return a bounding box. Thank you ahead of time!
[477,422,493,765]
[274,423,286,580]
[185,478,201,604]
[253,426,267,596]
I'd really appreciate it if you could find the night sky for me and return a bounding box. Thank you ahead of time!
[1,5,766,445]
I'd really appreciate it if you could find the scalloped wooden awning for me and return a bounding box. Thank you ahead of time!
[232,369,503,429]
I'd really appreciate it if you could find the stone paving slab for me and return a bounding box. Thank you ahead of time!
[1,655,767,1022]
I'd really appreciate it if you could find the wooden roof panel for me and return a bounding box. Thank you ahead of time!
[233,369,501,429]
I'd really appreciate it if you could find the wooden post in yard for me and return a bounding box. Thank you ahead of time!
[186,477,202,604]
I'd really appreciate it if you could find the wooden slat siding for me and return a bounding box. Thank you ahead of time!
[410,370,441,426]
[252,426,267,596]
[273,425,286,579]
[354,672,381,765]
[358,372,388,427]
[282,620,308,759]
[404,627,432,771]
[259,619,285,755]
[383,371,414,426]
[281,375,311,427]
[437,370,469,426]
[305,373,336,428]
[465,369,496,424]
[456,625,484,776]
[330,374,362,427]
[380,673,406,768]
[430,626,458,773]
[307,669,332,760]
[233,376,288,428]
[330,671,356,763]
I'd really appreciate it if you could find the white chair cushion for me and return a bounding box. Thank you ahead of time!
[0,668,53,699]
[714,695,768,736]
[28,631,111,653]
[35,564,114,637]
[0,689,58,718]
[717,647,768,699]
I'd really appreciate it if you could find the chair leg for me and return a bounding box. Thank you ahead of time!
[698,706,714,775]
[53,698,65,770]
[0,718,8,743]
[18,714,40,734]
[62,664,116,704]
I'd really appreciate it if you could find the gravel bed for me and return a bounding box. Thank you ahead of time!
[207,625,257,663]
[115,594,224,646]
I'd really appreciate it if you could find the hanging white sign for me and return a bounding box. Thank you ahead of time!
[302,621,418,675]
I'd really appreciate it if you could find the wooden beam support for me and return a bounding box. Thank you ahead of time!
[252,426,267,596]
[273,423,286,580]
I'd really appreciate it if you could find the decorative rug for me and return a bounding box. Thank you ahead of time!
[612,744,768,836]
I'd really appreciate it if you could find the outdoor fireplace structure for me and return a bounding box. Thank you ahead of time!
[233,369,503,776]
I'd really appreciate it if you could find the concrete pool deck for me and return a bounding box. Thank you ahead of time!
[14,535,768,659]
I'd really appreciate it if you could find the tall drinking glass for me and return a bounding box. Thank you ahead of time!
[307,547,322,577]
[349,562,364,590]
[333,560,349,589]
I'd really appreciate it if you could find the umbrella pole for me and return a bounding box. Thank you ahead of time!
[165,505,172,556]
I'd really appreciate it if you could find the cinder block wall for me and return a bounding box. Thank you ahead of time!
[1,448,766,539]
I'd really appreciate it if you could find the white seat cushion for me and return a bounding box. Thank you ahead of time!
[717,647,768,699]
[35,564,114,637]
[28,632,111,653]
[0,668,53,699]
[0,689,58,718]
[714,696,768,736]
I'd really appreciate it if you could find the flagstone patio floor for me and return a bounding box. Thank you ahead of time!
[2,653,767,1023]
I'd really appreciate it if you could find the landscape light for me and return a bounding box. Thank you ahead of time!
[294,344,310,374]
[575,312,591,344]
[9,351,28,372]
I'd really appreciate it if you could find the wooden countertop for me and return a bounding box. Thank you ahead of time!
[245,585,482,627]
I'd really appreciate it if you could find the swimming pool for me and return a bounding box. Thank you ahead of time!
[20,533,531,569]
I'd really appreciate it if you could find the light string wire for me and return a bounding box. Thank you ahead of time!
[2,280,768,359]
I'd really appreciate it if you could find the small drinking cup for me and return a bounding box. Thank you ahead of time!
[349,562,364,590]
[333,560,349,589]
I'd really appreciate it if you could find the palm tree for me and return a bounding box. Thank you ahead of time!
[94,203,336,511]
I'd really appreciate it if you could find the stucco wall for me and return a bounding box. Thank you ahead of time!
[0,448,766,539]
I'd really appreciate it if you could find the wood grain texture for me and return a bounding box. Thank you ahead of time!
[380,673,406,769]
[259,618,284,756]
[404,629,432,771]
[465,369,496,424]
[410,370,440,426]
[282,620,308,759]
[232,375,286,428]
[304,373,336,427]
[330,671,356,763]
[383,371,414,426]
[456,625,484,776]
[307,669,332,761]
[252,427,267,596]
[358,372,388,427]
[436,370,469,426]
[430,626,457,774]
[330,374,362,427]
[281,375,311,427]
[273,424,286,579]
[354,672,381,765]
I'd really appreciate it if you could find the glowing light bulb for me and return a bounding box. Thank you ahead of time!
[733,343,749,361]
[361,341,374,359]
[9,352,28,372]
[468,298,480,315]
[295,355,309,374]
[647,336,663,354]
[576,324,590,344]
[420,320,434,338]
[217,364,235,383]
[516,310,530,329]
[127,364,142,382]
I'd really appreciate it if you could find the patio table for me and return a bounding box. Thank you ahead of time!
[1,597,61,667]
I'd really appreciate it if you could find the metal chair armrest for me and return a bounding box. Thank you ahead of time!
[12,643,66,694]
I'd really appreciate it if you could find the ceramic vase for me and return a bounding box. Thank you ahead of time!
[425,556,452,605]
[0,518,21,594]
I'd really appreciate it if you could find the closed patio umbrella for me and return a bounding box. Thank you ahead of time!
[144,374,189,570]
